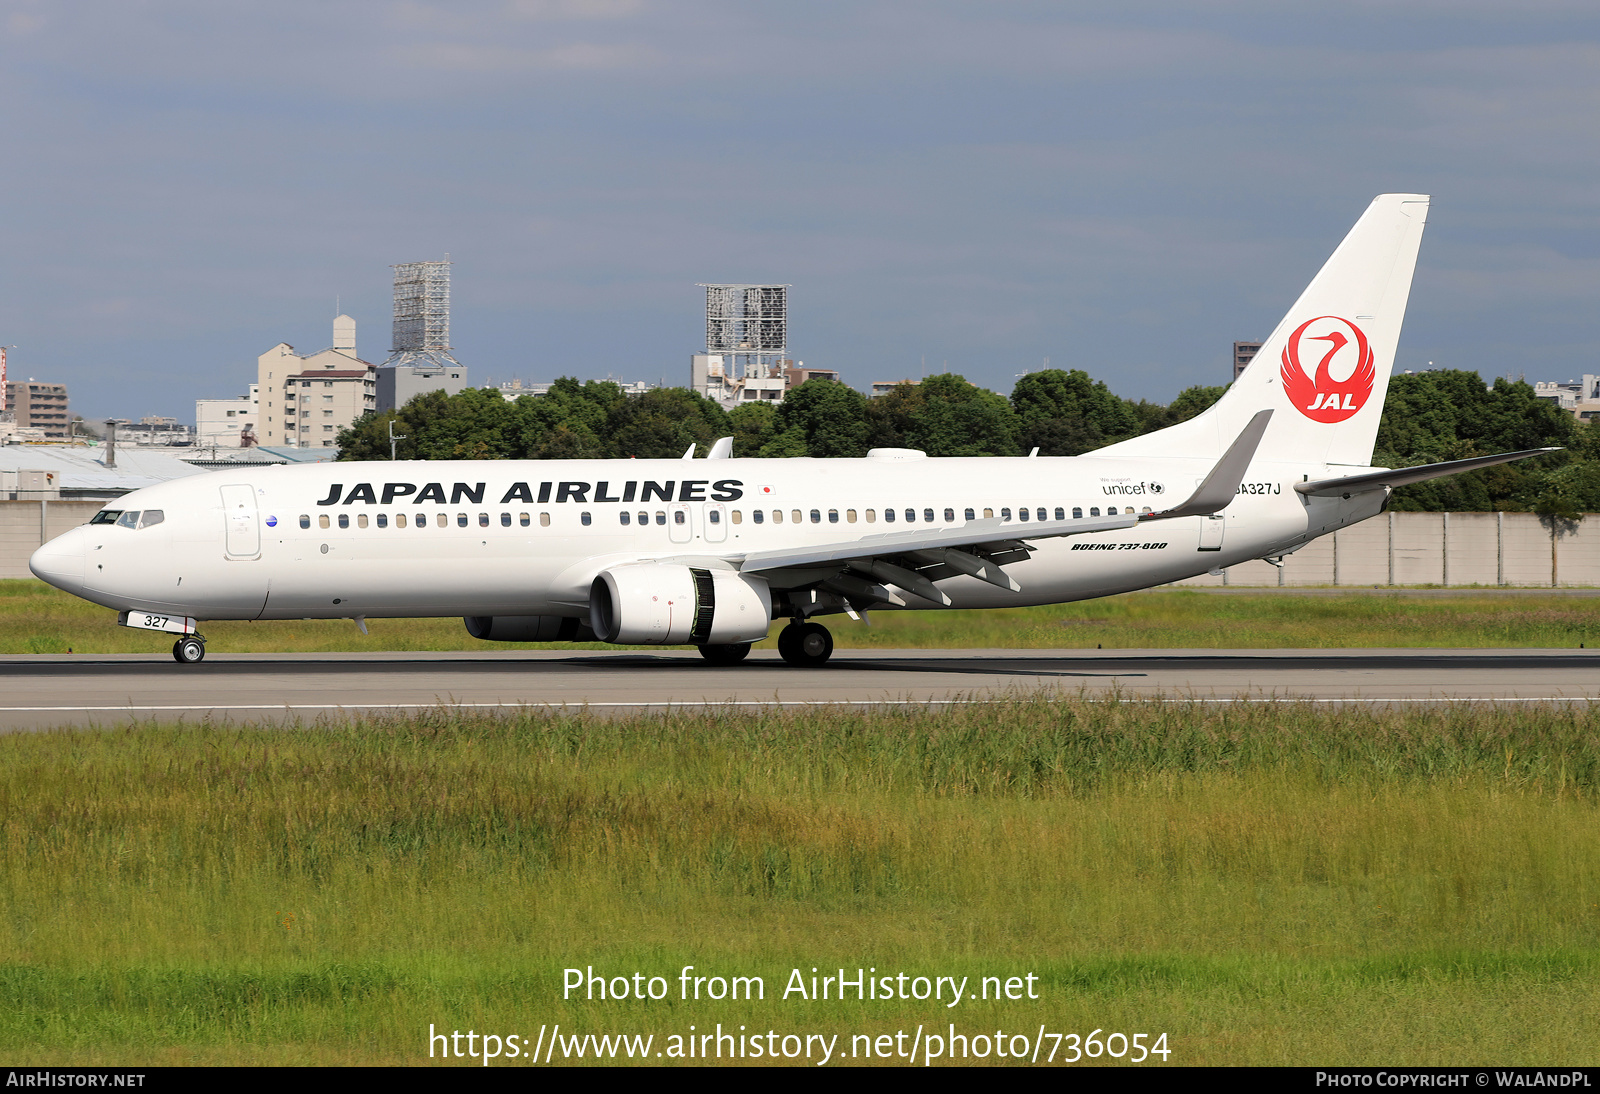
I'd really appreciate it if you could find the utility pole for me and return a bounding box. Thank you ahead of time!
[388,418,408,461]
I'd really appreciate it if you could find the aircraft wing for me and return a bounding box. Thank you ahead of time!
[733,512,1137,574]
[1294,447,1559,498]
[724,511,1138,605]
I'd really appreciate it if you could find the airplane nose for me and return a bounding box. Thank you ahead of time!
[29,526,87,596]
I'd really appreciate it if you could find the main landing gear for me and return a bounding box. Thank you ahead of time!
[697,642,752,665]
[171,635,206,664]
[777,621,833,667]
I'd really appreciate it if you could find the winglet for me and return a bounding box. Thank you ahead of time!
[1141,409,1273,521]
[707,436,734,459]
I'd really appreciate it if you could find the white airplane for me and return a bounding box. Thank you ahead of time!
[30,194,1551,666]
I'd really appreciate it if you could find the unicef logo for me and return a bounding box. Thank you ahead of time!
[1147,483,1165,495]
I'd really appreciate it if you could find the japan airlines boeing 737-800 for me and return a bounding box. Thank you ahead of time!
[29,195,1552,665]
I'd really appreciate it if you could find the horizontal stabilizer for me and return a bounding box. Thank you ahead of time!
[1141,410,1273,522]
[1294,448,1559,497]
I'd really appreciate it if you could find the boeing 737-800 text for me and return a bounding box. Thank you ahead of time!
[29,195,1551,665]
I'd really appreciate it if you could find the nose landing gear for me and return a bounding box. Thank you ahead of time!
[172,635,206,664]
[777,621,833,667]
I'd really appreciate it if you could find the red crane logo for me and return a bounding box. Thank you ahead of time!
[1280,315,1374,424]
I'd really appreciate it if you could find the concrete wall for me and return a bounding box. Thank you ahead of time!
[0,500,104,579]
[1180,510,1600,587]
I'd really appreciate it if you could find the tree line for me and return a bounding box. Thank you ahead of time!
[336,369,1600,515]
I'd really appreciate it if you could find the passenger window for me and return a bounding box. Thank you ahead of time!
[581,512,592,526]
[811,510,821,524]
[964,508,975,520]
[1055,507,1065,521]
[674,511,685,525]
[636,511,647,525]
[827,509,838,524]
[1090,507,1100,517]
[501,512,511,527]
[377,513,388,528]
[655,512,666,525]
[983,508,993,518]
[139,510,164,528]
[299,515,310,529]
[772,510,782,524]
[709,510,721,524]
[319,514,330,529]
[792,510,802,524]
[357,514,368,529]
[520,513,530,527]
[1037,508,1047,521]
[1072,507,1082,519]
[418,513,428,528]
[437,513,448,528]
[732,510,742,524]
[944,508,954,522]
[905,509,915,522]
[865,509,876,523]
[621,512,631,525]
[338,514,349,529]
[925,508,936,522]
[457,513,468,527]
[479,513,489,527]
[846,509,857,523]
[115,511,140,529]
[753,510,764,524]
[397,513,408,528]
[1001,508,1012,521]
[884,509,895,523]
[540,513,551,527]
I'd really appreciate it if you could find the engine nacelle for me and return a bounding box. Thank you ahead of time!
[464,615,597,642]
[589,563,771,645]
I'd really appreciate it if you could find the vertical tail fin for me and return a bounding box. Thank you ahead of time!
[1094,193,1429,467]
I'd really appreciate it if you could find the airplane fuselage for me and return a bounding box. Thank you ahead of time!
[29,452,1383,623]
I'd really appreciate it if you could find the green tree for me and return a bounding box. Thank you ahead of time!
[765,378,869,458]
[897,373,1019,457]
[1009,369,1140,455]
[1376,372,1577,511]
[604,387,730,459]
[728,402,778,458]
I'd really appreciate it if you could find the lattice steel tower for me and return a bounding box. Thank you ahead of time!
[386,258,461,368]
[699,284,788,379]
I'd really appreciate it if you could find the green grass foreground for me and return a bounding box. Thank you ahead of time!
[3,700,1599,1066]
[2,578,1598,653]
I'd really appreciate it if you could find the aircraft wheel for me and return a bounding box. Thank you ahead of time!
[172,636,206,664]
[777,622,833,667]
[697,642,752,665]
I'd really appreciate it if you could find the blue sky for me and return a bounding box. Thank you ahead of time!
[2,0,1596,421]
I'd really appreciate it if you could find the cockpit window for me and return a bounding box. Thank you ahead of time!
[90,510,123,525]
[138,510,164,529]
[114,511,141,529]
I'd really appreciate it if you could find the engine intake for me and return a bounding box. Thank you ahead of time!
[589,563,771,645]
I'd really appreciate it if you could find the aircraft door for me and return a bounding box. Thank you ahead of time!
[1198,514,1224,552]
[669,504,693,544]
[703,502,727,543]
[220,484,261,560]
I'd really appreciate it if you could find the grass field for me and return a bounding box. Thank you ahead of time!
[2,578,1598,654]
[3,700,1598,1066]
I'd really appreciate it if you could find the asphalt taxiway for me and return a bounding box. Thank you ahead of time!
[0,647,1595,729]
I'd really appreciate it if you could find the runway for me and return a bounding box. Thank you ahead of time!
[0,647,1596,729]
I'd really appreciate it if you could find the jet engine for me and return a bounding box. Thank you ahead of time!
[589,563,771,645]
[463,615,597,642]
